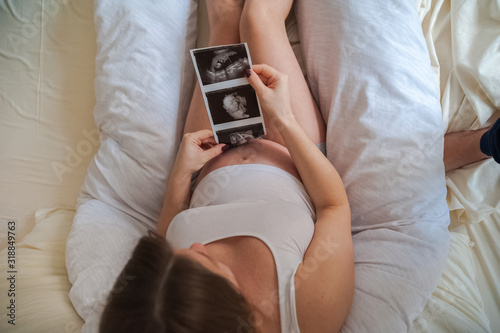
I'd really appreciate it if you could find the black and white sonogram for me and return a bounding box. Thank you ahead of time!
[192,44,249,85]
[190,43,266,144]
[205,85,260,125]
[216,123,265,147]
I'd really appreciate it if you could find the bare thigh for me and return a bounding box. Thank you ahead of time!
[239,4,326,145]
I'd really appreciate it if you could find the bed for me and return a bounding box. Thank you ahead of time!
[0,0,498,332]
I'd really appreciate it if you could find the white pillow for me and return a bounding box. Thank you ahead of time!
[65,1,197,332]
[295,0,450,331]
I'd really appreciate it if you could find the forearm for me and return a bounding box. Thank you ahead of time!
[156,164,192,238]
[154,129,226,237]
[278,114,348,209]
[243,64,347,208]
[444,128,491,172]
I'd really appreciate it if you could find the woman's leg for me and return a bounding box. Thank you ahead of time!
[184,0,325,146]
[183,0,244,134]
[239,0,326,145]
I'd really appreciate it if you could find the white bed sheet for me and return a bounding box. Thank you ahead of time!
[419,0,500,330]
[465,212,500,330]
[0,0,98,250]
[449,198,500,330]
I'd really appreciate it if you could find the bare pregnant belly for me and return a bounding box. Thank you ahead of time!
[195,139,300,187]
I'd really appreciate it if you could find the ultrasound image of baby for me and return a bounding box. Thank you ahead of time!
[205,48,249,84]
[229,130,255,145]
[223,93,249,120]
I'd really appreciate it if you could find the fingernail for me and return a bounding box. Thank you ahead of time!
[222,144,230,152]
[243,67,251,78]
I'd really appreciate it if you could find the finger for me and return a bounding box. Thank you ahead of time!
[189,129,215,141]
[245,67,269,95]
[200,143,214,150]
[200,137,217,145]
[203,143,228,160]
[252,64,281,81]
[256,73,269,86]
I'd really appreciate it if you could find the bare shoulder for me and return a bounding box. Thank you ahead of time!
[293,205,354,333]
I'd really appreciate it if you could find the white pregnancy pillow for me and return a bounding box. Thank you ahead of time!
[296,0,450,331]
[65,1,197,332]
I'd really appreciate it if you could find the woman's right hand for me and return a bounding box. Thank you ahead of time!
[173,129,227,176]
[245,64,295,126]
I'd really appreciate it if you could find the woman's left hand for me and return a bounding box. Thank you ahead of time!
[173,129,228,175]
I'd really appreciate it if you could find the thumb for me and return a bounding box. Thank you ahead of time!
[245,68,267,95]
[203,143,228,160]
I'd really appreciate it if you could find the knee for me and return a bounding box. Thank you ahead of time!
[240,4,284,34]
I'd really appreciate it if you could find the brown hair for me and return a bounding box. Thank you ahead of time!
[99,230,259,333]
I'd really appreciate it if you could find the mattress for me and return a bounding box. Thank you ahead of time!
[0,0,498,332]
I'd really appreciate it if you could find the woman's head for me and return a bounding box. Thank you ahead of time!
[100,231,257,333]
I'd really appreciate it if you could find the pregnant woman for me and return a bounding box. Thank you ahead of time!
[100,1,353,333]
[101,0,452,331]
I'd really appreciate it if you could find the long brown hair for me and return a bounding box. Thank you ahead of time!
[99,230,259,332]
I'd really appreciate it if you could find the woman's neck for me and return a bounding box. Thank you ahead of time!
[206,239,282,333]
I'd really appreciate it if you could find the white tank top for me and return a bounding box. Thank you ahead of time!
[166,164,316,333]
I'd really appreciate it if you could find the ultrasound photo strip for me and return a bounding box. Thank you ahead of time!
[190,43,266,146]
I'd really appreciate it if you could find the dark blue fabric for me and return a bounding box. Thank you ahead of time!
[480,118,500,164]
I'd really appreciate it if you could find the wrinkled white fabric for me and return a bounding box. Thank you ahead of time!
[65,1,198,332]
[295,1,450,331]
[419,1,500,329]
[425,0,500,132]
[410,231,491,333]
